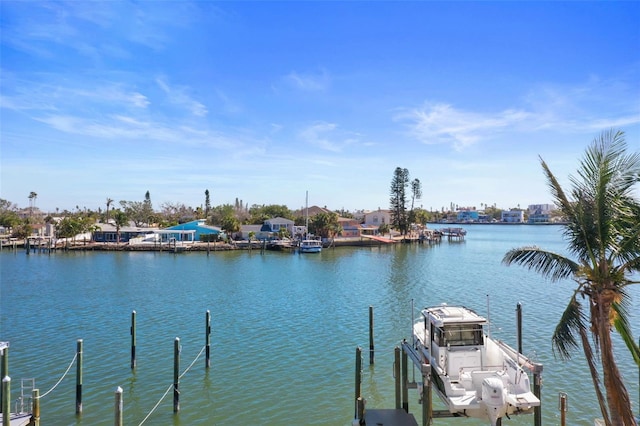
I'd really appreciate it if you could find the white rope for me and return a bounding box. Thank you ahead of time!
[137,344,207,426]
[37,353,77,399]
[179,345,206,379]
[137,384,173,426]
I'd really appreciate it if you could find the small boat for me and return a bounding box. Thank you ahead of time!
[299,239,322,253]
[411,303,540,425]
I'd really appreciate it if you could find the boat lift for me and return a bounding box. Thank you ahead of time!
[354,303,543,426]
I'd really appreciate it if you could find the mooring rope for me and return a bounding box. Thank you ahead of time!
[137,384,173,426]
[137,344,207,426]
[37,352,78,399]
[179,344,206,380]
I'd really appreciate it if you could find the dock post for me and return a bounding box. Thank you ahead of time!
[131,310,137,369]
[114,386,123,426]
[401,347,408,413]
[0,344,7,414]
[356,396,365,424]
[205,310,211,369]
[174,337,180,413]
[533,363,543,426]
[421,364,431,426]
[2,376,9,426]
[516,302,522,354]
[368,306,374,365]
[32,389,40,426]
[76,339,83,414]
[354,347,362,419]
[394,347,401,409]
[559,392,567,426]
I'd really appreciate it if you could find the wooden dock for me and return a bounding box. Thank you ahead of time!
[361,408,418,425]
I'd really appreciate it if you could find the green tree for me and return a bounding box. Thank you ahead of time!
[113,209,128,243]
[143,191,154,225]
[502,130,640,426]
[28,191,37,216]
[105,198,114,223]
[204,189,211,218]
[0,199,21,229]
[389,167,410,235]
[221,215,240,239]
[309,211,340,238]
[408,178,422,225]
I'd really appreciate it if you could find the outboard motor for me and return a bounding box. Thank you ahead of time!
[481,377,507,426]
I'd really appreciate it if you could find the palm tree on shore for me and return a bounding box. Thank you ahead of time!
[106,198,113,223]
[502,129,640,425]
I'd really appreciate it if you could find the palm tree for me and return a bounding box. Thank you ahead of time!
[502,130,640,426]
[28,191,37,217]
[106,198,113,223]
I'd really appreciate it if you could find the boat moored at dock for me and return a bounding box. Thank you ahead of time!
[410,303,540,425]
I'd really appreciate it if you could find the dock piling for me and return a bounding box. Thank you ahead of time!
[0,343,7,414]
[205,310,211,369]
[114,386,123,426]
[401,348,408,413]
[173,337,180,413]
[131,310,137,369]
[2,376,9,426]
[354,347,362,419]
[421,364,431,426]
[76,339,83,414]
[368,306,374,365]
[32,389,40,426]
[394,347,401,410]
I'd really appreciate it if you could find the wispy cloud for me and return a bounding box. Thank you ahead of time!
[395,103,530,150]
[397,75,640,151]
[299,122,341,152]
[156,77,208,117]
[285,69,331,91]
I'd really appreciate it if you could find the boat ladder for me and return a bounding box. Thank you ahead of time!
[15,378,35,414]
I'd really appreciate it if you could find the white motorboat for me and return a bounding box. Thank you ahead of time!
[411,304,540,425]
[299,239,322,253]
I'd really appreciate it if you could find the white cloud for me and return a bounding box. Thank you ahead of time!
[299,122,341,152]
[396,103,530,150]
[155,77,208,117]
[286,69,330,91]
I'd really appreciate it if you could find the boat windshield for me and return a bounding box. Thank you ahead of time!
[442,324,483,346]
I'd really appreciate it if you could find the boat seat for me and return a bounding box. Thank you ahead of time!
[445,380,466,397]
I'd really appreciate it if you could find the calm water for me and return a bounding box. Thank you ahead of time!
[1,225,638,426]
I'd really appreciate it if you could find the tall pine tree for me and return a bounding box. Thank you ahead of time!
[389,167,409,235]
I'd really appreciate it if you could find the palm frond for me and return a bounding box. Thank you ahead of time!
[502,247,579,282]
[612,299,640,366]
[552,296,586,360]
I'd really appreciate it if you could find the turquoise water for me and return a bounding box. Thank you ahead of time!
[1,225,638,425]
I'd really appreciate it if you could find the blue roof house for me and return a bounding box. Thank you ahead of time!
[165,220,222,241]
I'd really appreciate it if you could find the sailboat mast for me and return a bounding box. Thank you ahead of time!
[305,190,309,235]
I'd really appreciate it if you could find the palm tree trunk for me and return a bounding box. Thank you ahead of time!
[597,291,637,425]
[579,325,611,425]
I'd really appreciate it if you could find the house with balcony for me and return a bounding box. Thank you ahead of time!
[501,210,524,223]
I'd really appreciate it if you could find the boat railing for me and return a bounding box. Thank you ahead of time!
[495,339,543,374]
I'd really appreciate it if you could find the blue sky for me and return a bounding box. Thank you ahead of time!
[1,1,639,214]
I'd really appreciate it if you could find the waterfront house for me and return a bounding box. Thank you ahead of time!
[363,209,391,228]
[456,209,479,222]
[93,223,158,243]
[501,210,524,223]
[527,204,555,223]
[164,220,222,241]
[264,217,295,234]
[338,217,361,237]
